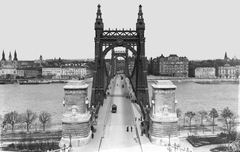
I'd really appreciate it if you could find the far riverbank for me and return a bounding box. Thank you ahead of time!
[147,75,240,84]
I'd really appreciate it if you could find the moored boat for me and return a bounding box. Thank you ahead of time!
[38,80,51,84]
[19,79,51,85]
[19,80,39,85]
[51,80,67,83]
[0,79,15,84]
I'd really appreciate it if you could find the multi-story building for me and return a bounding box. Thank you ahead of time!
[218,63,239,79]
[0,51,18,79]
[218,52,240,79]
[152,57,159,75]
[153,54,188,77]
[42,66,61,79]
[23,67,41,78]
[195,67,216,78]
[16,68,25,77]
[61,63,87,79]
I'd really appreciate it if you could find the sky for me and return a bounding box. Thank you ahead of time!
[0,0,239,61]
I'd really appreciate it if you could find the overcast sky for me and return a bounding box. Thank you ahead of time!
[0,0,239,61]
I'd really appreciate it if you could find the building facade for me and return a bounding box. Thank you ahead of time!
[218,63,240,79]
[23,67,41,78]
[195,67,216,78]
[61,63,87,79]
[153,54,188,77]
[42,66,61,79]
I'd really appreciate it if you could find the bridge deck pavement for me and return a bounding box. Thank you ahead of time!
[71,77,117,152]
[98,75,142,152]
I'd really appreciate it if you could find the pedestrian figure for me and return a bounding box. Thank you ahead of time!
[131,126,133,132]
[126,126,129,132]
[135,117,137,121]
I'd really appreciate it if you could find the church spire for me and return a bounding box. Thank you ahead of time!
[95,4,104,30]
[2,50,6,61]
[224,52,228,60]
[136,5,145,30]
[9,52,12,60]
[14,50,18,61]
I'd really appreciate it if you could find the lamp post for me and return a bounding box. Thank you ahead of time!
[174,143,177,152]
[69,134,72,148]
[168,133,171,146]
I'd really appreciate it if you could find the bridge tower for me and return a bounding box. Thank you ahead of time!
[91,4,150,122]
[149,80,179,145]
[59,81,92,148]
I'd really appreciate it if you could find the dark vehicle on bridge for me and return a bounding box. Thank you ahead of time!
[111,104,117,113]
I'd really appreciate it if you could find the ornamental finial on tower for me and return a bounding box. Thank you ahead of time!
[136,5,145,30]
[97,4,102,19]
[95,4,104,30]
[138,5,143,19]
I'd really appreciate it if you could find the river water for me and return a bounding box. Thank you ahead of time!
[0,81,239,124]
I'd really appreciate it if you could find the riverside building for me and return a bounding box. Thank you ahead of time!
[218,64,240,79]
[195,67,216,78]
[152,54,188,77]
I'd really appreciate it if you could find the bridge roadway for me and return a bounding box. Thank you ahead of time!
[98,75,142,152]
[72,74,185,152]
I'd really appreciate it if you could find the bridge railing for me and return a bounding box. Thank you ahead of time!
[166,144,193,152]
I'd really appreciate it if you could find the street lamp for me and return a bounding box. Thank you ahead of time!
[168,133,171,146]
[69,134,72,148]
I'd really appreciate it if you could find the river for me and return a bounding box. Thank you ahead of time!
[0,81,239,124]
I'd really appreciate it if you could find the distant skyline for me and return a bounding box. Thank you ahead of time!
[0,0,239,60]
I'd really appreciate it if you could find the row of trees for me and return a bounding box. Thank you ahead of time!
[176,107,237,136]
[5,141,60,152]
[2,110,51,132]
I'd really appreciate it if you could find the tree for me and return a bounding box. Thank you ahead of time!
[235,69,239,79]
[176,108,182,119]
[21,110,37,132]
[185,111,196,133]
[221,107,237,150]
[38,111,51,131]
[176,108,182,133]
[209,108,219,134]
[221,107,236,136]
[197,110,208,134]
[4,111,21,132]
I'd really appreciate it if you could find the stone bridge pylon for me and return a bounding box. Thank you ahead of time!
[59,81,92,147]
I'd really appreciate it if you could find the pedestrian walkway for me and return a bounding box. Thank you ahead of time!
[124,76,194,152]
[71,78,116,152]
